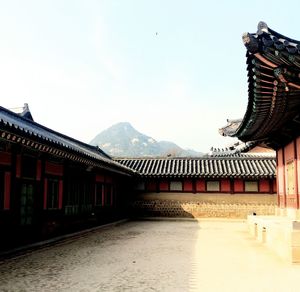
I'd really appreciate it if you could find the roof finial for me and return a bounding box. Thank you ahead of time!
[257,21,269,35]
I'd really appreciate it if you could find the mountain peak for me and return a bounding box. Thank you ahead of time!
[90,123,203,158]
[111,122,133,129]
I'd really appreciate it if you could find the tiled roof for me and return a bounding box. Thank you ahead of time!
[220,21,300,148]
[116,156,276,178]
[209,141,258,157]
[0,106,134,175]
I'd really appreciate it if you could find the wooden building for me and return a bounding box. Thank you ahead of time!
[0,99,278,249]
[0,105,134,250]
[220,22,300,262]
[117,154,276,194]
[117,154,276,218]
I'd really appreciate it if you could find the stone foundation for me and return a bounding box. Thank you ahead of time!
[130,193,276,219]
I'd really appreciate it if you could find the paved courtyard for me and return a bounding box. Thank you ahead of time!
[0,219,300,292]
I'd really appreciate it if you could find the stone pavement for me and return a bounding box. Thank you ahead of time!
[0,219,300,292]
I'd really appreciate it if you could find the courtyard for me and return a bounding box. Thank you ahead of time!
[0,219,300,292]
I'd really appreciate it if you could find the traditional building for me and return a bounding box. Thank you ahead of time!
[117,155,276,194]
[117,154,276,218]
[0,105,134,250]
[0,99,278,250]
[220,22,300,262]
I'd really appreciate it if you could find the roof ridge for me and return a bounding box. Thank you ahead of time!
[0,105,111,159]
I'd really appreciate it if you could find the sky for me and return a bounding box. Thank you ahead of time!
[0,0,300,153]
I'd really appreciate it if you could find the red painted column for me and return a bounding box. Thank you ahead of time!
[294,139,299,209]
[284,142,296,208]
[4,172,11,210]
[283,148,287,208]
[230,178,234,194]
[277,148,286,208]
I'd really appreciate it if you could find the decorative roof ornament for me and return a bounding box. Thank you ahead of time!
[257,21,269,35]
[9,103,34,121]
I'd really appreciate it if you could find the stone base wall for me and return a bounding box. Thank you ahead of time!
[130,193,276,219]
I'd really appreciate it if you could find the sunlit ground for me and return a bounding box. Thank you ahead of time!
[0,220,299,292]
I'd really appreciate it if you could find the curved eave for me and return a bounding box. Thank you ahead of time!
[221,22,300,148]
[0,106,134,176]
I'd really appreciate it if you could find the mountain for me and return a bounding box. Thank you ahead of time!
[89,122,203,157]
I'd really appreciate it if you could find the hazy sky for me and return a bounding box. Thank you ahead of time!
[1,1,299,152]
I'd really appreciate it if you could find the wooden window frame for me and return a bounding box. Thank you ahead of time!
[206,180,220,192]
[47,177,60,210]
[244,180,259,193]
[169,181,183,192]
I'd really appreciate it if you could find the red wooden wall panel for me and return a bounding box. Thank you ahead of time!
[234,179,244,193]
[146,181,157,192]
[196,179,205,192]
[183,179,193,192]
[259,179,270,193]
[159,181,169,191]
[221,179,230,192]
[0,152,11,166]
[96,174,105,182]
[45,161,63,176]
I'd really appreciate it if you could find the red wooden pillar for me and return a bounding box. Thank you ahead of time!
[269,179,273,194]
[277,148,286,208]
[294,139,299,209]
[192,179,196,194]
[283,148,287,208]
[230,178,234,194]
